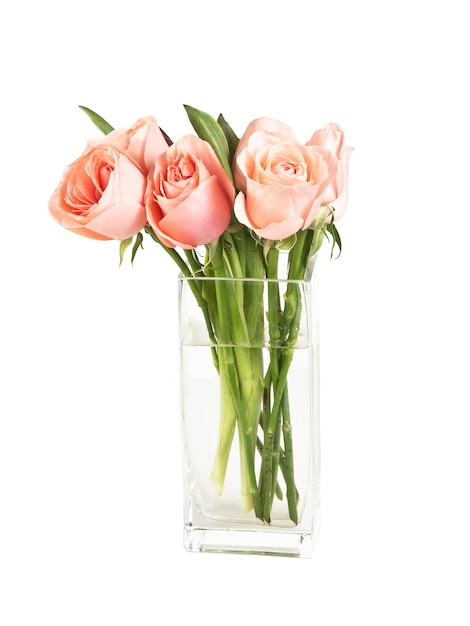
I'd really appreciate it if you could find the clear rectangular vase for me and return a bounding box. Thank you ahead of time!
[178,256,320,558]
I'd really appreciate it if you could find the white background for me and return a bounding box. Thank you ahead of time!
[1,1,469,624]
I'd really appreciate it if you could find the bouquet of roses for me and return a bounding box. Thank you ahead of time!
[49,104,352,524]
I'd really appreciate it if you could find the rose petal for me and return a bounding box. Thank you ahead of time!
[149,175,231,249]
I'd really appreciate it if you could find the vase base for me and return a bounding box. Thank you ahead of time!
[184,525,318,558]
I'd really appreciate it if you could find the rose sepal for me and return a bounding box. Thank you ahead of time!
[325,222,342,258]
[119,237,133,266]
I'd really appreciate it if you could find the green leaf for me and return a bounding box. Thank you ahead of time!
[131,232,144,264]
[217,113,239,161]
[183,105,233,183]
[79,105,114,135]
[119,237,133,266]
[325,223,342,258]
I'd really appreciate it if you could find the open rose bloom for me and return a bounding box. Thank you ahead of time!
[48,117,168,241]
[145,135,234,249]
[233,118,353,240]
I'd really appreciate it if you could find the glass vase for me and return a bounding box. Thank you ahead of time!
[178,255,320,558]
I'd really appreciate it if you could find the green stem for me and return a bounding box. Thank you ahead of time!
[259,247,282,521]
[259,347,294,520]
[256,436,283,500]
[223,232,265,512]
[280,383,299,523]
[259,231,314,523]
[210,238,262,517]
[210,360,237,494]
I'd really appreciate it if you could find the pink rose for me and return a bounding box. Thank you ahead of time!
[233,118,350,240]
[86,116,169,174]
[145,135,234,249]
[48,145,149,240]
[49,117,169,240]
[307,123,353,221]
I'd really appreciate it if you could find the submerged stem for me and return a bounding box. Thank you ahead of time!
[208,238,263,516]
